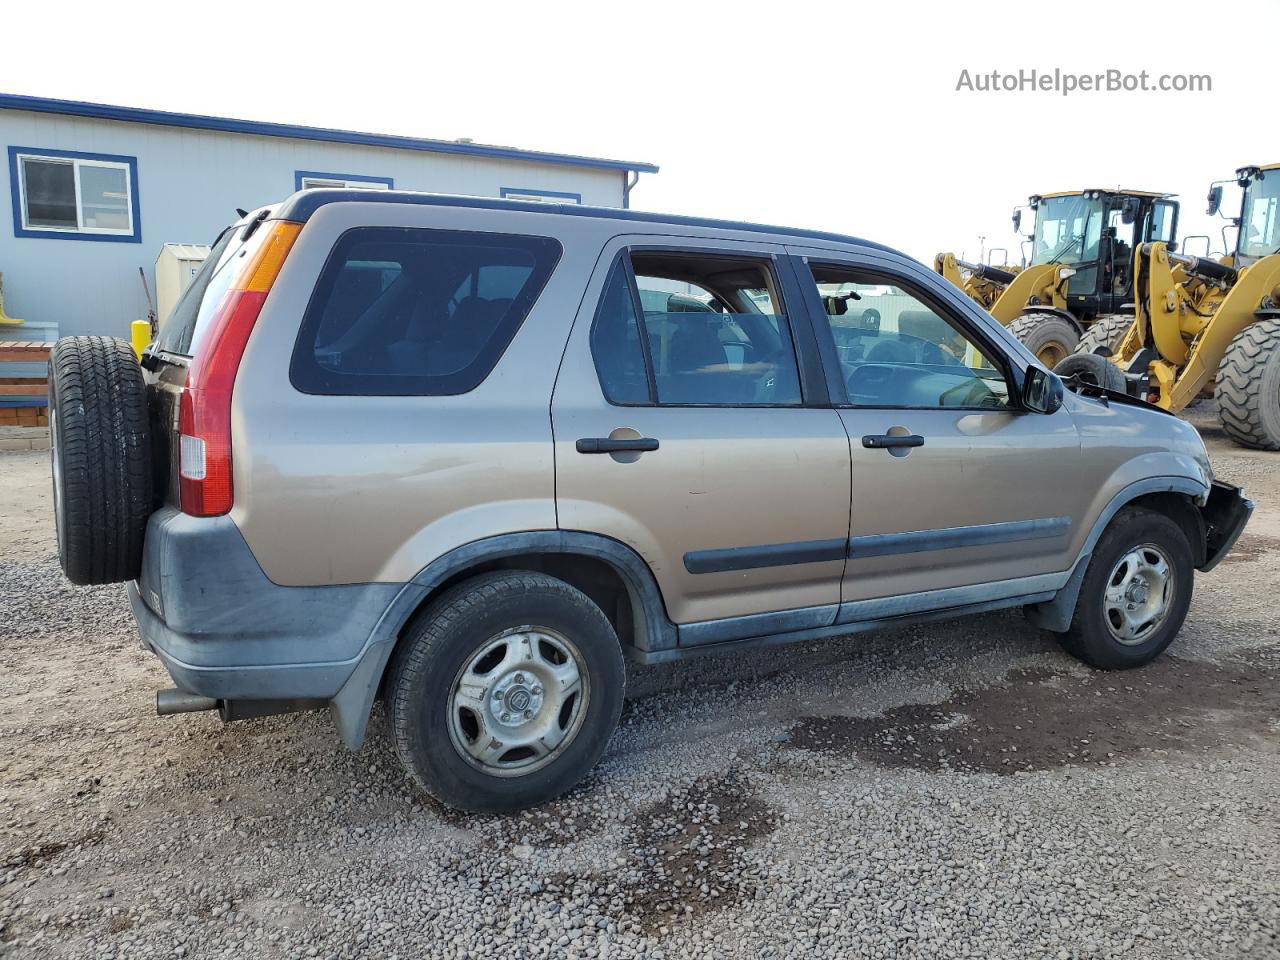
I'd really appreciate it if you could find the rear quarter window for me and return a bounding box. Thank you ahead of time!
[155,226,245,356]
[289,227,561,396]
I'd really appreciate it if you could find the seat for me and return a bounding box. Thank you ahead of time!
[383,294,513,377]
[658,317,756,404]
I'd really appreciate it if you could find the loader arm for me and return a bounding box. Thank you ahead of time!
[986,262,1072,325]
[935,254,1072,324]
[1133,242,1280,411]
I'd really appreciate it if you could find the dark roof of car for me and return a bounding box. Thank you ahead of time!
[274,189,899,255]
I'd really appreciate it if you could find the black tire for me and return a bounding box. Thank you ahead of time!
[1007,312,1080,368]
[48,337,152,586]
[385,571,625,813]
[1055,507,1194,670]
[1076,314,1134,357]
[1053,351,1129,394]
[1215,319,1280,450]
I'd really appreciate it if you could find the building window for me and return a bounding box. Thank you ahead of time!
[295,171,394,191]
[500,187,582,204]
[8,146,140,242]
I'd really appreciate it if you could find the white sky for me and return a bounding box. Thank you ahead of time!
[2,0,1272,264]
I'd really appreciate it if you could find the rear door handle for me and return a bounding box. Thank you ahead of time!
[862,434,925,449]
[576,437,660,454]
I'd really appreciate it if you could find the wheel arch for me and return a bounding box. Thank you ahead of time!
[330,531,675,750]
[1026,475,1207,633]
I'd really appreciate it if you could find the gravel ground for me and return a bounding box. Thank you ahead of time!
[1,404,1278,959]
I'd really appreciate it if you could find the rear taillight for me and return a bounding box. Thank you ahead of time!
[178,220,301,517]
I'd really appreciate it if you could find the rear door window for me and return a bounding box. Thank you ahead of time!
[589,250,803,406]
[290,227,561,396]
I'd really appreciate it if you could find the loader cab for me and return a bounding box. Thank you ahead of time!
[1235,165,1280,266]
[1024,190,1178,319]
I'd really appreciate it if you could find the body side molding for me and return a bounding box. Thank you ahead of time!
[683,517,1073,575]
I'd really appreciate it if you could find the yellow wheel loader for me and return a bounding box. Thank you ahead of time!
[1058,165,1280,450]
[936,189,1179,368]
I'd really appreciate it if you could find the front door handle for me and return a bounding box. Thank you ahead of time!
[576,437,660,454]
[862,434,925,450]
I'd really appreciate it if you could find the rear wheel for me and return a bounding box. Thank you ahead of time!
[48,337,152,585]
[1215,319,1280,450]
[1054,507,1193,670]
[386,571,625,812]
[1007,312,1080,368]
[1077,314,1134,357]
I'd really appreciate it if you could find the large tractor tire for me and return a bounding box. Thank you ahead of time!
[48,337,153,585]
[1077,314,1134,357]
[1053,352,1128,394]
[1215,319,1280,451]
[1007,312,1080,368]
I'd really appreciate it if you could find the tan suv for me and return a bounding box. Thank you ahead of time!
[48,191,1252,812]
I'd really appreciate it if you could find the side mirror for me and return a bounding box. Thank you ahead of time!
[1207,185,1223,216]
[1121,198,1140,225]
[1022,367,1064,415]
[1011,208,1023,232]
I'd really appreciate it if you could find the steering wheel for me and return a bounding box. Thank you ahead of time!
[919,341,964,367]
[938,376,993,408]
[847,363,897,404]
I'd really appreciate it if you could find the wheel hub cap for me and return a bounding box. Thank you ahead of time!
[448,628,588,777]
[1103,544,1173,645]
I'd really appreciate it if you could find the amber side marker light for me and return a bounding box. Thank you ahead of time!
[178,220,302,517]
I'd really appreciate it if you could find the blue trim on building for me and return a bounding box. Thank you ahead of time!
[294,170,395,191]
[499,186,582,203]
[0,93,659,175]
[7,145,142,243]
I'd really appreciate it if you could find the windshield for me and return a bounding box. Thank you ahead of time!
[1239,173,1280,259]
[1031,195,1104,265]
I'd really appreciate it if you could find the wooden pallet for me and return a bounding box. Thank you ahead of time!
[0,341,50,401]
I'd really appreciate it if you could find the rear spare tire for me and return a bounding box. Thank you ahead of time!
[1215,319,1280,451]
[1007,311,1080,369]
[48,336,153,585]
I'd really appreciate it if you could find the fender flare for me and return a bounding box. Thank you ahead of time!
[1025,475,1208,632]
[330,530,675,750]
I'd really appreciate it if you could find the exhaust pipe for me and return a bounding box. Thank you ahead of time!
[156,688,219,716]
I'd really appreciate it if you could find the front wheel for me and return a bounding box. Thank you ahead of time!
[1054,507,1194,669]
[1215,318,1280,450]
[1007,312,1080,369]
[1076,313,1134,358]
[385,571,625,812]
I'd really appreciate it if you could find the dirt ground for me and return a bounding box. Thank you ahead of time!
[1,403,1278,959]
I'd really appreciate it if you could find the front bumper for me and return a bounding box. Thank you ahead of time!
[1198,481,1253,572]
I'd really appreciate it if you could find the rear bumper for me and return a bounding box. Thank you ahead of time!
[131,507,404,743]
[1198,481,1253,572]
[129,581,378,701]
